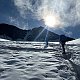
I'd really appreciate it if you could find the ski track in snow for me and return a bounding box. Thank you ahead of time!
[0,41,80,80]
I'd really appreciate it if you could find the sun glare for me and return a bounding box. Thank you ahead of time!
[43,14,61,28]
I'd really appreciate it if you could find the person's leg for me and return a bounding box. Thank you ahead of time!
[62,44,65,54]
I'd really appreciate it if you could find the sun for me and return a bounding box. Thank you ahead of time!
[44,15,56,27]
[43,14,60,28]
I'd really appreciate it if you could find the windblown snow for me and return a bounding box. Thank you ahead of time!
[0,41,80,80]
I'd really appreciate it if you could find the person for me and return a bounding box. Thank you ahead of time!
[59,35,66,54]
[44,30,48,48]
[44,37,48,48]
[59,35,73,59]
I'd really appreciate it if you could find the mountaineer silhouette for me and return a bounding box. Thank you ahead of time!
[44,30,49,48]
[44,37,48,48]
[59,35,74,59]
[59,35,66,54]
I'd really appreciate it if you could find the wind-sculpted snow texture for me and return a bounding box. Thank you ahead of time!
[0,41,80,80]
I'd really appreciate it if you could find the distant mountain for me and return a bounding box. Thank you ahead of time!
[0,23,27,40]
[0,23,74,41]
[24,26,60,41]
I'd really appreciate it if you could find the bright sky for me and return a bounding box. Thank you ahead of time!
[0,0,80,38]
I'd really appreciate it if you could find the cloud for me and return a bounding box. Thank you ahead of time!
[13,0,80,28]
[9,16,28,30]
[9,16,20,26]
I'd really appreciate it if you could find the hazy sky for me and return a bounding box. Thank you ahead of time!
[0,0,80,38]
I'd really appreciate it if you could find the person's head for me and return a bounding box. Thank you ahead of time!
[60,35,66,39]
[60,34,68,43]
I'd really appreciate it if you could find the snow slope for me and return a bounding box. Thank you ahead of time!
[0,38,10,41]
[67,38,80,44]
[0,41,80,80]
